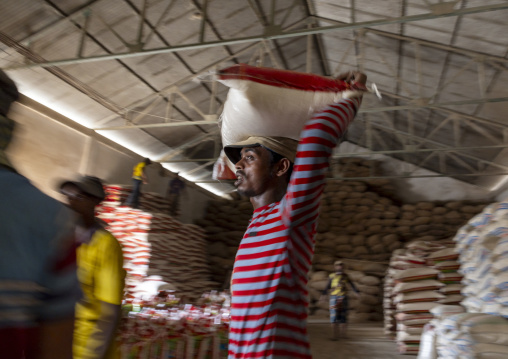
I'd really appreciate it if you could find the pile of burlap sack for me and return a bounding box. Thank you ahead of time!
[198,158,486,323]
[410,199,508,358]
[97,184,217,301]
[418,309,508,359]
[384,239,465,355]
[455,200,508,317]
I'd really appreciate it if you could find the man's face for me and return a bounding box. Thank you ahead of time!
[234,146,276,198]
[335,264,343,273]
[61,184,97,215]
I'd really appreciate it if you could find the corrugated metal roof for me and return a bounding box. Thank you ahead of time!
[1,0,508,196]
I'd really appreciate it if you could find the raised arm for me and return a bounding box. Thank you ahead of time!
[281,72,366,228]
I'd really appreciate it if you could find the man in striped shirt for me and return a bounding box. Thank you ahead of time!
[223,71,367,358]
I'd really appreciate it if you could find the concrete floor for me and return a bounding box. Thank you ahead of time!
[308,321,409,359]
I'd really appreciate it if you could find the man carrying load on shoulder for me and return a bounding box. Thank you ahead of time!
[224,71,367,359]
[321,260,359,341]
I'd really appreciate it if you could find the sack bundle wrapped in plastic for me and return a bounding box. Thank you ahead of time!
[212,64,369,180]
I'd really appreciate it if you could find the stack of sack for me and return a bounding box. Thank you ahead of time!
[195,197,252,285]
[384,241,443,338]
[97,184,217,301]
[425,312,508,359]
[427,248,463,306]
[331,157,396,197]
[307,260,387,322]
[455,201,508,317]
[417,304,466,359]
[414,200,508,358]
[385,239,463,354]
[99,184,170,214]
[393,265,443,355]
[316,179,404,263]
[384,248,429,337]
[201,168,486,286]
[138,192,171,213]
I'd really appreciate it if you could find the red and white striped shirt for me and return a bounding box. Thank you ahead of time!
[229,97,361,359]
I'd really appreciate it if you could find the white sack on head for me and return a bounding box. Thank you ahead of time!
[217,64,367,147]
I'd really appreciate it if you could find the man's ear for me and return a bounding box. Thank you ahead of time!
[275,158,291,178]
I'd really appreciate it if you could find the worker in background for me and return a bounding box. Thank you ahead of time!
[321,260,359,340]
[223,71,366,358]
[124,157,151,209]
[0,69,80,359]
[59,176,125,359]
[166,172,185,217]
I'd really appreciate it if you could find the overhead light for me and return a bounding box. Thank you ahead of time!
[20,87,94,128]
[95,130,160,159]
[21,89,228,198]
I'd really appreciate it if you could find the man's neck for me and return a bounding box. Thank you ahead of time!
[250,184,287,210]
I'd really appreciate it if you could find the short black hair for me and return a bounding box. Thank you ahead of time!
[266,148,294,182]
[144,158,152,165]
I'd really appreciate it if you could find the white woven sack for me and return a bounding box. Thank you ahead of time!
[394,279,445,293]
[394,291,445,304]
[417,326,438,359]
[359,275,380,286]
[429,304,465,319]
[220,80,349,146]
[491,257,508,274]
[397,302,440,313]
[394,267,440,282]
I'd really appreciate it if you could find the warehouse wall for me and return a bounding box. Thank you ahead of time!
[5,100,211,223]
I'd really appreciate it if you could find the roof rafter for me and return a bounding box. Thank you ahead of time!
[5,2,508,69]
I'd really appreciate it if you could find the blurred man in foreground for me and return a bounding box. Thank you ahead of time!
[0,70,80,358]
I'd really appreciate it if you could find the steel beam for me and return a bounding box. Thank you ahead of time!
[92,42,260,127]
[185,160,215,176]
[6,3,508,69]
[194,171,508,183]
[313,16,508,66]
[199,0,208,43]
[94,120,217,131]
[247,0,289,69]
[335,144,508,157]
[332,173,508,180]
[359,119,508,172]
[302,0,330,75]
[161,158,217,163]
[361,97,508,113]
[95,95,508,131]
[18,0,104,45]
[156,129,219,162]
[380,91,506,128]
[158,146,508,168]
[77,9,91,57]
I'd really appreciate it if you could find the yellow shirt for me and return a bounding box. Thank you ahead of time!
[132,162,146,180]
[74,229,125,359]
[329,273,349,296]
